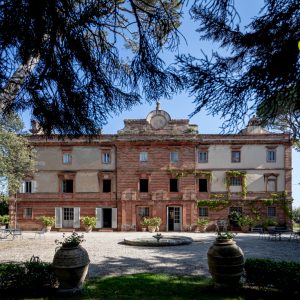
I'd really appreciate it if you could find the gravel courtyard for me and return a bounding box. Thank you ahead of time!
[1,232,299,278]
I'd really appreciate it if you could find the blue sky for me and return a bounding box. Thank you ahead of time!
[21,1,300,207]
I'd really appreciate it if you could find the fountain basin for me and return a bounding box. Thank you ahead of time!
[123,236,193,247]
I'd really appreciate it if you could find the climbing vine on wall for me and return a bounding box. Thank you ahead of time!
[225,170,247,198]
[197,199,230,211]
[169,169,212,181]
[261,191,292,218]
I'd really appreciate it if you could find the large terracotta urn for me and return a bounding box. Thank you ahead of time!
[207,238,244,285]
[52,245,90,290]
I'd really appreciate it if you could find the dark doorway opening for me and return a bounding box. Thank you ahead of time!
[103,208,112,228]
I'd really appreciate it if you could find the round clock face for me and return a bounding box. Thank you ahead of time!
[150,115,167,129]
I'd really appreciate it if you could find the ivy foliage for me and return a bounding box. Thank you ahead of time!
[169,169,212,181]
[225,170,247,197]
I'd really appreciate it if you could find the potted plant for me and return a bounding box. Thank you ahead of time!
[207,231,244,285]
[237,215,255,232]
[263,218,278,231]
[0,215,10,229]
[140,217,150,232]
[195,218,209,232]
[53,232,90,290]
[148,217,161,233]
[80,216,96,233]
[38,216,55,232]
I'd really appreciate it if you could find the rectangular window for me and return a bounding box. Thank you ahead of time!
[230,177,242,186]
[267,149,276,162]
[140,179,149,193]
[138,207,150,218]
[170,152,179,163]
[103,179,111,193]
[62,180,73,193]
[25,181,32,193]
[170,178,179,192]
[198,207,208,217]
[231,150,241,163]
[198,151,208,163]
[23,208,32,218]
[199,179,208,192]
[102,152,111,164]
[139,152,148,162]
[267,207,276,217]
[63,153,72,164]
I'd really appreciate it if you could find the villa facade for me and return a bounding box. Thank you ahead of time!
[10,106,292,231]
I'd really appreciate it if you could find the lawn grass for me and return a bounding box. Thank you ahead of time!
[55,273,286,300]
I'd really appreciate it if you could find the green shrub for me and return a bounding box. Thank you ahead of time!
[37,216,55,227]
[0,259,56,296]
[0,214,9,225]
[244,258,300,293]
[81,216,96,227]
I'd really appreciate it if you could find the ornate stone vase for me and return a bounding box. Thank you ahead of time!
[207,239,245,285]
[52,245,90,290]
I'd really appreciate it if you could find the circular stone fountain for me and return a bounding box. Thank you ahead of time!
[123,234,193,247]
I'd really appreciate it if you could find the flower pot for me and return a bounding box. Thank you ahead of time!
[46,226,52,232]
[85,226,93,233]
[207,239,244,285]
[141,227,147,232]
[148,226,156,233]
[241,225,249,233]
[52,246,90,290]
[195,225,207,233]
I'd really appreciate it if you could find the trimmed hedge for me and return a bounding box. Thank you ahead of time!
[244,258,300,293]
[0,260,56,296]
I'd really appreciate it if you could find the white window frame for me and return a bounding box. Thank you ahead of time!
[170,151,179,163]
[139,152,148,162]
[102,152,111,164]
[266,149,276,162]
[198,151,208,163]
[267,206,276,217]
[198,207,208,217]
[230,177,242,186]
[63,153,72,164]
[231,150,241,163]
[23,207,33,219]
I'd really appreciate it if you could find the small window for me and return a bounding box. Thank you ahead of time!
[23,208,33,219]
[102,152,111,164]
[140,179,149,193]
[62,180,73,193]
[138,207,150,218]
[267,149,276,162]
[25,181,32,193]
[199,179,208,192]
[231,150,241,163]
[230,177,242,186]
[140,152,148,162]
[103,179,111,193]
[63,153,72,164]
[267,207,276,217]
[198,151,208,163]
[170,152,179,163]
[199,207,208,217]
[170,178,179,192]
